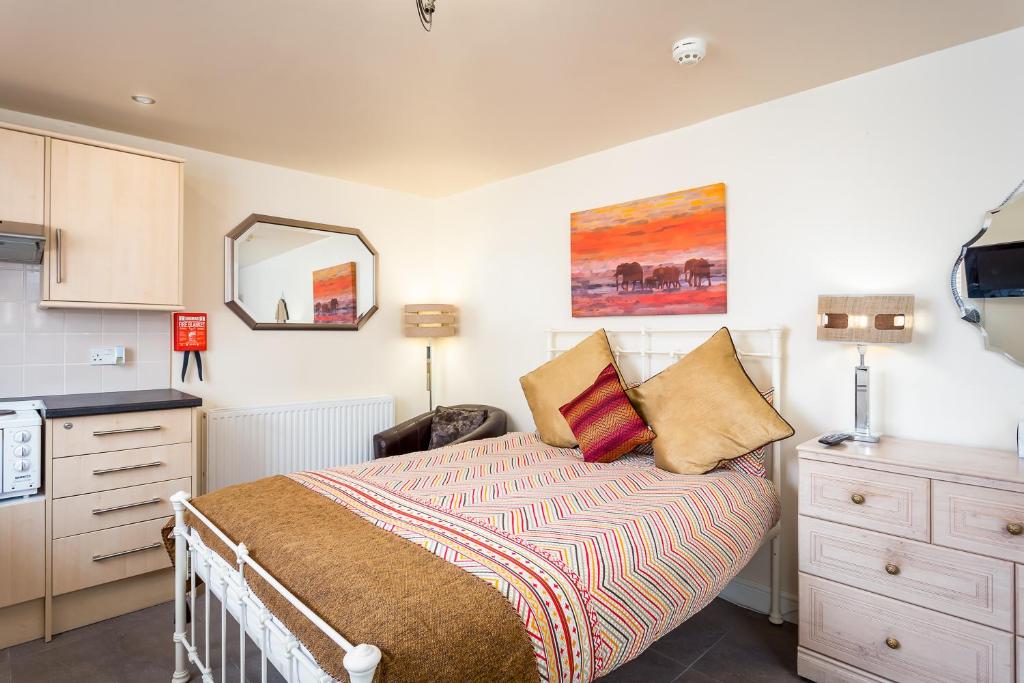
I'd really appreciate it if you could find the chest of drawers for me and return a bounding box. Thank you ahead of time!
[44,407,199,639]
[798,437,1024,683]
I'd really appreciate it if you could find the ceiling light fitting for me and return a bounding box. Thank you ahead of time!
[417,0,436,32]
[131,95,156,105]
[672,37,706,65]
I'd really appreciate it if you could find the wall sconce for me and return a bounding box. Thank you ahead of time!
[817,295,915,442]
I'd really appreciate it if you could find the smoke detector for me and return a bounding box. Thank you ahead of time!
[672,37,706,66]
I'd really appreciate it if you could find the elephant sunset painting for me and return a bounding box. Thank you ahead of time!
[570,183,727,317]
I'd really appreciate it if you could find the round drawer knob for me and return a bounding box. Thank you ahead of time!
[1007,522,1023,536]
[850,493,866,505]
[884,563,900,576]
[63,422,73,430]
[885,637,900,650]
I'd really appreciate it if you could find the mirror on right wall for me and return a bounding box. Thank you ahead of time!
[951,179,1024,366]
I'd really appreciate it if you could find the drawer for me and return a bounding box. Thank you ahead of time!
[1018,637,1024,683]
[52,443,191,498]
[799,460,930,541]
[52,517,171,595]
[800,574,1014,683]
[52,477,191,539]
[799,515,1014,630]
[1018,566,1024,635]
[932,481,1024,563]
[51,408,192,458]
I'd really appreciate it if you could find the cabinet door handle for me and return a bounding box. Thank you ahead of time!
[55,227,63,284]
[92,425,162,436]
[91,497,161,515]
[92,461,163,475]
[92,542,162,562]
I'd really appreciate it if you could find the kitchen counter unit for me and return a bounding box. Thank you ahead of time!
[1,389,201,418]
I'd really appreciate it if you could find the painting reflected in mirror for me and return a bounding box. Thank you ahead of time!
[952,180,1024,365]
[225,215,378,330]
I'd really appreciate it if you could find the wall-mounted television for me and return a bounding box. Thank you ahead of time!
[965,241,1024,298]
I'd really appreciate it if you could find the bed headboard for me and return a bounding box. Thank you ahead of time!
[545,325,785,485]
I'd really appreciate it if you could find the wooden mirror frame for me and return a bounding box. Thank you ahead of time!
[224,214,379,331]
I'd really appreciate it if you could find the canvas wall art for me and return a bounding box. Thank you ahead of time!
[570,183,727,317]
[312,262,357,324]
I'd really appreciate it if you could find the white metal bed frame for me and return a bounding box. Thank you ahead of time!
[170,326,785,683]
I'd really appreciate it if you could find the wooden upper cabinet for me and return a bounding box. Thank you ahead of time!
[46,138,183,308]
[0,127,45,225]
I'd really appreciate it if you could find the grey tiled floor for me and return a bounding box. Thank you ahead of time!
[0,597,798,682]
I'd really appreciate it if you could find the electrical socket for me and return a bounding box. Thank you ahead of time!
[89,346,125,366]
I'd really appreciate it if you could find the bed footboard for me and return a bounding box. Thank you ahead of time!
[170,491,381,683]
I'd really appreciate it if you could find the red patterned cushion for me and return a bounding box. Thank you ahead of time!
[559,363,656,463]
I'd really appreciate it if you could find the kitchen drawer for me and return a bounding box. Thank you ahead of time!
[52,477,191,539]
[52,443,191,498]
[51,408,191,458]
[933,481,1024,563]
[1018,566,1024,635]
[799,460,930,541]
[800,574,1013,682]
[800,515,1013,630]
[52,517,171,595]
[1018,637,1024,683]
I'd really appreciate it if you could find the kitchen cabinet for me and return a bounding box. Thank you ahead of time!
[0,127,45,226]
[0,121,184,310]
[45,138,183,309]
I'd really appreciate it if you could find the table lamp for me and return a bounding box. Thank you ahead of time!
[817,295,914,442]
[403,304,457,411]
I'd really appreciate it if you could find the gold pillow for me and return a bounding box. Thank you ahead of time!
[627,328,793,474]
[520,329,622,447]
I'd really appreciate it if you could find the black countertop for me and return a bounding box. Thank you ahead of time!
[3,389,202,418]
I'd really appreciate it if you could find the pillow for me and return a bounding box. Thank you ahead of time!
[428,405,487,449]
[716,446,767,477]
[626,328,793,474]
[520,329,623,447]
[559,363,656,463]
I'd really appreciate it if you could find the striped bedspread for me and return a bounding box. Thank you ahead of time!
[289,432,779,682]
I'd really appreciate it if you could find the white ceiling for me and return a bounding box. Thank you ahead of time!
[1,1,1022,197]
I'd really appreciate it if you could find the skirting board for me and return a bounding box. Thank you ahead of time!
[718,576,798,624]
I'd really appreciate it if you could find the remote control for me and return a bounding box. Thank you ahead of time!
[818,433,852,447]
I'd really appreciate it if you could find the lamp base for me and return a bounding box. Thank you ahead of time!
[847,429,880,444]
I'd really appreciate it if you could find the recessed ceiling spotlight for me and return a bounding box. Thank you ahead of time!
[672,37,707,66]
[131,95,156,105]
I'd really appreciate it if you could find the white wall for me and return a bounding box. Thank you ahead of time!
[432,28,1024,604]
[0,108,437,419]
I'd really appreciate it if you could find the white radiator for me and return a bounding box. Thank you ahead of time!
[204,396,395,492]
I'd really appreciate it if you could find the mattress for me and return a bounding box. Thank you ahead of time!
[289,431,780,682]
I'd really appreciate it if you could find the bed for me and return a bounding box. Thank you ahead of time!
[169,327,786,683]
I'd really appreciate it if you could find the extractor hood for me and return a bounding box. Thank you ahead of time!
[0,221,45,264]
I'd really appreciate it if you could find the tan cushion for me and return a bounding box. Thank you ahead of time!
[627,328,793,474]
[520,329,621,447]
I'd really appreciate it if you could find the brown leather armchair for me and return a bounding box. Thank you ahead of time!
[373,404,507,458]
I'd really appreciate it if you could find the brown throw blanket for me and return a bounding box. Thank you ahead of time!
[161,475,538,683]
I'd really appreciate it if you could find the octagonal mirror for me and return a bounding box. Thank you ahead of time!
[225,214,378,330]
[951,179,1024,365]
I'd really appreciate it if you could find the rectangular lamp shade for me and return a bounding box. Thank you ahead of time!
[817,295,914,344]
[404,304,457,338]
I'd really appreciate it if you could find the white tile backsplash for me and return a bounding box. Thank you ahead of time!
[24,365,64,395]
[64,310,102,333]
[0,263,171,398]
[0,269,25,302]
[24,334,64,364]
